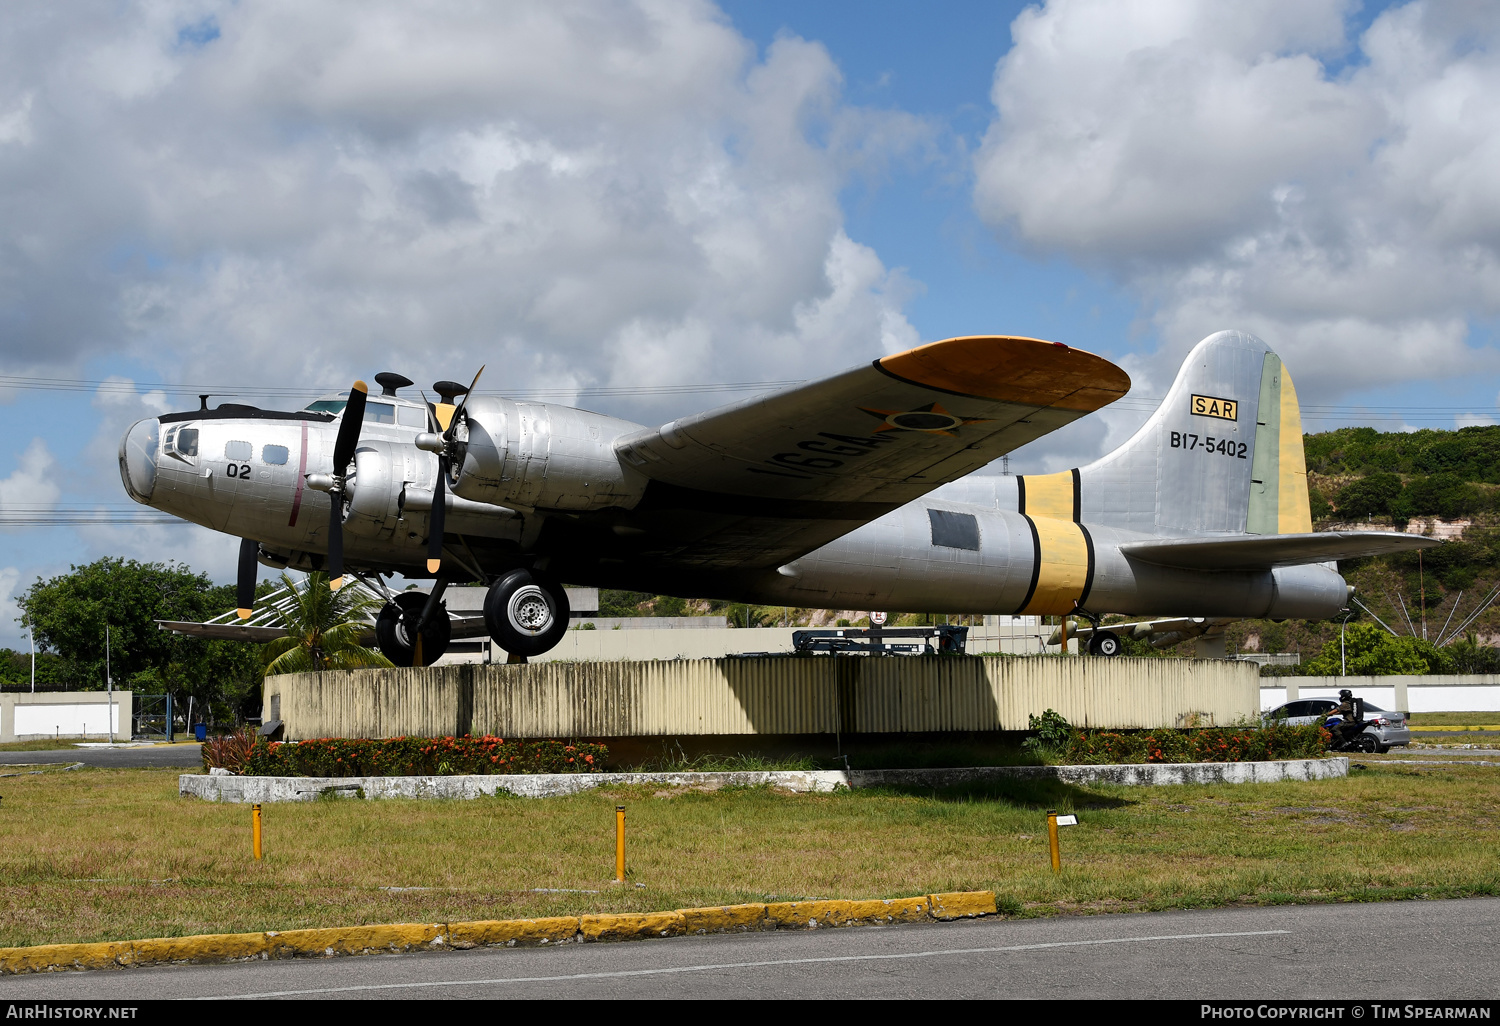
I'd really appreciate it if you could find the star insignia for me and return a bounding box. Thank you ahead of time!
[856,402,993,437]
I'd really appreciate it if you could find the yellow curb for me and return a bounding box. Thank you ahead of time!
[845,896,932,924]
[1409,726,1500,732]
[579,911,686,941]
[679,903,770,934]
[928,891,998,920]
[0,890,1002,973]
[0,941,134,974]
[130,932,268,965]
[767,900,857,929]
[448,917,581,949]
[266,923,445,958]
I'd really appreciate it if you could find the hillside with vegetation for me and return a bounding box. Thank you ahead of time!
[1216,424,1500,669]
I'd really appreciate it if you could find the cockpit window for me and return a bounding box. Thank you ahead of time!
[262,444,289,466]
[225,440,252,461]
[175,428,199,457]
[305,400,347,415]
[363,402,395,424]
[398,405,427,429]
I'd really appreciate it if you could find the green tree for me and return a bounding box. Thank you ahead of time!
[260,572,393,674]
[1302,622,1448,676]
[1333,472,1404,519]
[17,558,259,718]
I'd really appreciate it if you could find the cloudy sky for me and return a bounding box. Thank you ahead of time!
[4,0,1500,647]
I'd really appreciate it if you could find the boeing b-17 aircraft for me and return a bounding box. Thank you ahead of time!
[119,330,1439,664]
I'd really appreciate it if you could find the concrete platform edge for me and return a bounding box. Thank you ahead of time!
[178,758,1347,803]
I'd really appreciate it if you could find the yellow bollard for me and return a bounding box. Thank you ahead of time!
[1046,808,1060,873]
[615,805,626,883]
[253,803,263,861]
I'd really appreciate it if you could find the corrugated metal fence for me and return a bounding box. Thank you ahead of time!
[266,657,1258,740]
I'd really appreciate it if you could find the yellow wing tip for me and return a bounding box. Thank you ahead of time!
[878,335,1130,411]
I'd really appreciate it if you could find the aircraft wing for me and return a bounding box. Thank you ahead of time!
[1049,615,1237,648]
[610,336,1128,570]
[155,615,491,644]
[1119,531,1441,571]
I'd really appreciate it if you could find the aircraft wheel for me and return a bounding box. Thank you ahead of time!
[484,568,571,658]
[376,592,451,667]
[1089,633,1122,657]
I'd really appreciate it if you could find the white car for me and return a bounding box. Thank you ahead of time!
[1263,698,1411,753]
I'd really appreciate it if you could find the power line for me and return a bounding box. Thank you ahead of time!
[0,375,805,401]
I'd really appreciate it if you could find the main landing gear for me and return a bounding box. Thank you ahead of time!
[484,568,570,659]
[375,591,452,667]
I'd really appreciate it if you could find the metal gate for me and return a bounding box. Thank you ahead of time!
[133,694,173,742]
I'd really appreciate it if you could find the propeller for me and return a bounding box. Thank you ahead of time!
[422,366,484,576]
[236,537,258,619]
[326,380,369,590]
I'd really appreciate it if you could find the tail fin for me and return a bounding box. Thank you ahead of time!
[1016,330,1311,536]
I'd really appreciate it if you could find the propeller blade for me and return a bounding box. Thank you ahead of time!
[427,456,446,574]
[326,379,366,591]
[236,538,258,619]
[327,497,345,591]
[332,380,369,475]
[445,365,485,440]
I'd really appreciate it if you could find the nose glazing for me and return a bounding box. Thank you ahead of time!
[119,417,160,503]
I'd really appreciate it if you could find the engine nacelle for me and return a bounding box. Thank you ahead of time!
[1263,563,1349,620]
[452,397,647,511]
[346,441,421,539]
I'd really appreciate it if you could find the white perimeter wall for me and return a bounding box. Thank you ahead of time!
[1260,675,1500,713]
[1,693,133,742]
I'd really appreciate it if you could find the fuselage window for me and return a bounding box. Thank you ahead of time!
[175,428,199,457]
[262,444,289,466]
[929,509,980,551]
[363,402,396,425]
[225,440,252,461]
[397,405,427,429]
[305,400,347,415]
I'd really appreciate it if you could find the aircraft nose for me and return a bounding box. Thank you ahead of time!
[119,417,160,503]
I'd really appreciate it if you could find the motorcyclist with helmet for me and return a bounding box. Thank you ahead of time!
[1324,689,1367,748]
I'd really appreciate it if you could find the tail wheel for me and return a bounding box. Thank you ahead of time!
[484,568,571,658]
[375,591,451,666]
[1089,633,1123,657]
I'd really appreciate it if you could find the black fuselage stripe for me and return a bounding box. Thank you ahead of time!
[1077,522,1096,610]
[1016,476,1028,516]
[1016,515,1042,615]
[1071,467,1081,523]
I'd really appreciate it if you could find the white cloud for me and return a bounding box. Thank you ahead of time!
[974,0,1500,399]
[0,1,927,426]
[0,438,61,517]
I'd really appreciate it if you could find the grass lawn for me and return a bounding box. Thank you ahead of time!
[0,760,1496,948]
[0,739,98,752]
[1406,712,1500,727]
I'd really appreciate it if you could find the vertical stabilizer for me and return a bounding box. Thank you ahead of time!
[1016,331,1311,537]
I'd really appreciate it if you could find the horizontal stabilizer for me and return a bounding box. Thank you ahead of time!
[1119,531,1441,571]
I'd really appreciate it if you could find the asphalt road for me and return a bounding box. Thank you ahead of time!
[0,744,202,768]
[2,898,1495,1000]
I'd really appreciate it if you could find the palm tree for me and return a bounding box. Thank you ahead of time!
[260,572,394,674]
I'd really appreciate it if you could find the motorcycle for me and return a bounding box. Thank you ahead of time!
[1322,715,1379,754]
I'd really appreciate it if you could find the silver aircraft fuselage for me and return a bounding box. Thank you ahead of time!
[120,390,1349,622]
